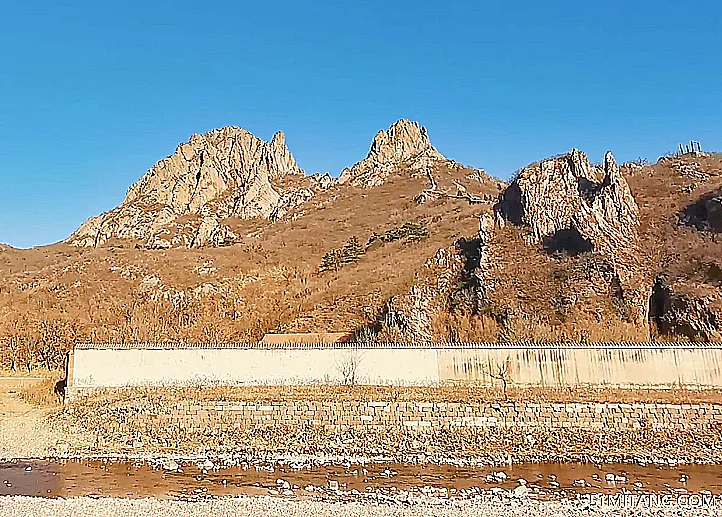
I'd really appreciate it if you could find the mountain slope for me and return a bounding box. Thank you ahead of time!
[1,123,721,373]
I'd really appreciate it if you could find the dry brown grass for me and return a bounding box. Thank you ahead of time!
[0,164,498,368]
[17,370,63,407]
[72,384,722,407]
[2,154,722,371]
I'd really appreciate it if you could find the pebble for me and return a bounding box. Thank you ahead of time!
[161,460,180,471]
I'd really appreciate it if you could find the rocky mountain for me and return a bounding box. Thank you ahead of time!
[68,127,321,249]
[1,121,722,368]
[338,119,448,188]
[67,119,464,250]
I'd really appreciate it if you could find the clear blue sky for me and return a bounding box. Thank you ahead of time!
[1,0,720,248]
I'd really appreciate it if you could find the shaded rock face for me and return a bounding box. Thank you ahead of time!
[650,277,722,340]
[68,127,313,248]
[680,188,722,234]
[369,215,496,341]
[338,119,446,188]
[498,149,648,323]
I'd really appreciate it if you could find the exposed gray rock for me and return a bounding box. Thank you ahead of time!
[680,188,722,233]
[68,127,311,248]
[498,149,647,322]
[338,119,446,188]
[499,150,638,254]
[650,277,722,340]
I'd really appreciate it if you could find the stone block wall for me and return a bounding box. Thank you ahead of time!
[130,401,722,433]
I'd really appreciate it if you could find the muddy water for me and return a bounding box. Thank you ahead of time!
[1,460,721,500]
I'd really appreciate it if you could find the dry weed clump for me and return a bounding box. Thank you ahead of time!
[18,370,64,406]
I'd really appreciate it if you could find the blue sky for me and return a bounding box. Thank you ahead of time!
[1,0,720,248]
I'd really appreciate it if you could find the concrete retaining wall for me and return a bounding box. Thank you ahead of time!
[67,343,722,395]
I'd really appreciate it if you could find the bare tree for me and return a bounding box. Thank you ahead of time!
[485,357,513,401]
[336,348,362,386]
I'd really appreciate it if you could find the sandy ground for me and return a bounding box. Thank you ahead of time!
[0,378,74,460]
[1,495,719,517]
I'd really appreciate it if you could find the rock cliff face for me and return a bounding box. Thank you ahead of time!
[338,119,447,188]
[650,277,722,340]
[498,149,648,322]
[680,188,722,234]
[370,215,496,341]
[68,127,313,248]
[499,150,639,255]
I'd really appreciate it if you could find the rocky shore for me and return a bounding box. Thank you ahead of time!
[2,491,719,517]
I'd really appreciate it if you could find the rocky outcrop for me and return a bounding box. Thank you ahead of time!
[498,149,648,322]
[680,188,722,233]
[372,215,496,341]
[68,127,317,248]
[338,119,446,188]
[650,277,722,340]
[499,150,639,253]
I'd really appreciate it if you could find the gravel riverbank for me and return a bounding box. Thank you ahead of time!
[2,493,720,517]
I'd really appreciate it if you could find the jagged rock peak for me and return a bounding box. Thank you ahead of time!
[338,119,446,187]
[123,125,304,211]
[498,149,639,253]
[498,149,647,323]
[68,125,312,248]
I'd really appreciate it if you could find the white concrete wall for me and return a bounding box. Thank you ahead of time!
[70,348,440,388]
[68,345,722,390]
[439,347,722,388]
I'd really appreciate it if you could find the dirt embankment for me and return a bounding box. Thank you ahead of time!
[5,381,722,465]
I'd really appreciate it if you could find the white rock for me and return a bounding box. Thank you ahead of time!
[161,459,180,471]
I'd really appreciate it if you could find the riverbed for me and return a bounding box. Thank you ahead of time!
[1,459,720,500]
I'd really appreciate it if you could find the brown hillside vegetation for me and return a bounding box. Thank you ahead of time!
[1,119,721,371]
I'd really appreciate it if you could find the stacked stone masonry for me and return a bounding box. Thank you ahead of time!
[130,402,721,432]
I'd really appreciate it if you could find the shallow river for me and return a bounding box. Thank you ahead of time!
[1,459,720,500]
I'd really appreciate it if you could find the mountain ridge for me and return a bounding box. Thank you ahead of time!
[67,119,465,249]
[1,125,722,372]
